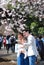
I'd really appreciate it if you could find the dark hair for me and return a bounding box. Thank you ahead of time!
[18,32,23,37]
[6,35,10,40]
[23,28,31,33]
[39,36,42,39]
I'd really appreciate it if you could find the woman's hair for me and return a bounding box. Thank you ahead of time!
[18,32,26,43]
[18,32,23,37]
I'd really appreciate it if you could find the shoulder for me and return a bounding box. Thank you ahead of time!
[28,35,34,39]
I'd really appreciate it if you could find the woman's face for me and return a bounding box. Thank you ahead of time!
[18,34,23,40]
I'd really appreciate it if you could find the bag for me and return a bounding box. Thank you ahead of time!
[36,55,41,64]
[37,55,41,61]
[11,37,15,43]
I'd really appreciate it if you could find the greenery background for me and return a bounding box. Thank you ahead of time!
[1,1,44,36]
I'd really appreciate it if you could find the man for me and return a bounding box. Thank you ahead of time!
[23,29,39,65]
[10,34,16,53]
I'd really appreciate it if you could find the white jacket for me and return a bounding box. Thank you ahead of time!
[25,35,39,57]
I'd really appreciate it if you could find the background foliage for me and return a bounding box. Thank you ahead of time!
[1,0,44,35]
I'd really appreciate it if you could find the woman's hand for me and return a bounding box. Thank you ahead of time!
[19,50,25,54]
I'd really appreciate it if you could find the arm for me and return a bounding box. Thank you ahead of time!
[24,36,33,46]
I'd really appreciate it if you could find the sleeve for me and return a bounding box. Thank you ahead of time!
[24,36,33,46]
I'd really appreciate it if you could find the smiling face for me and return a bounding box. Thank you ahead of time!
[18,34,22,40]
[18,33,23,40]
[18,33,25,44]
[23,31,29,38]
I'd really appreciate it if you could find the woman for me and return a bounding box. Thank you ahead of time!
[3,36,6,48]
[17,32,29,65]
